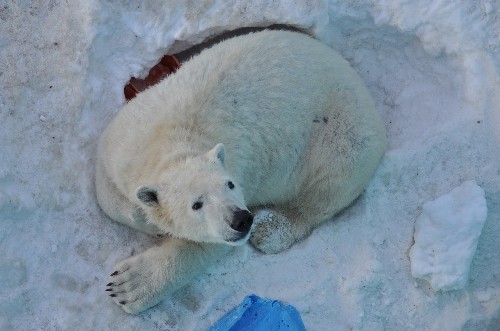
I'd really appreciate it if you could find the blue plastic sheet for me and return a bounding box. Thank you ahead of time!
[209,295,306,331]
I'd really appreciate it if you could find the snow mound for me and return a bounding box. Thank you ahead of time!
[410,180,488,291]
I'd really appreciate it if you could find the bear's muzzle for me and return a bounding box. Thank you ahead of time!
[229,209,253,234]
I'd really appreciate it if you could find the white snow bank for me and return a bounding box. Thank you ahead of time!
[1,0,500,330]
[410,180,488,291]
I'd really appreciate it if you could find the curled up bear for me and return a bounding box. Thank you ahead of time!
[95,30,386,314]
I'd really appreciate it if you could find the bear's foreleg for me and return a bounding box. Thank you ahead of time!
[249,210,294,254]
[106,237,231,314]
[249,207,330,254]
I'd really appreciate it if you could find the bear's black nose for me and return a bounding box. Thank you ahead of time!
[230,209,253,233]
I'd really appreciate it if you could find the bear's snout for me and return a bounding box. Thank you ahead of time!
[230,209,253,233]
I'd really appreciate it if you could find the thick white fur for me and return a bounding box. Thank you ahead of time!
[96,30,386,314]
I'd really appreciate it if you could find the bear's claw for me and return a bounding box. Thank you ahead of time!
[105,242,181,314]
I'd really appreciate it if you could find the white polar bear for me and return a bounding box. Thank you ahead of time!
[96,30,386,314]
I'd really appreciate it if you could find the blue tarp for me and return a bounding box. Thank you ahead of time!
[209,295,306,331]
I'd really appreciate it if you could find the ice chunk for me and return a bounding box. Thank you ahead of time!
[409,180,487,291]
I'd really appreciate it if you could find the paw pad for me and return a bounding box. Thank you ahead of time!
[250,210,295,254]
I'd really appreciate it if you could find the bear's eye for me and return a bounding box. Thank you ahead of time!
[228,181,235,190]
[192,201,203,210]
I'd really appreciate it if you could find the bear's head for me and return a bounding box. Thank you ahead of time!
[135,143,253,245]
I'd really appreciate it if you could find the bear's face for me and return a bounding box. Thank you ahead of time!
[136,144,253,245]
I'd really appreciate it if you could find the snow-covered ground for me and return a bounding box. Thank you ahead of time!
[1,0,499,330]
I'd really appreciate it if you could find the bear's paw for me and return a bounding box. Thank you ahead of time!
[249,210,295,254]
[106,246,177,314]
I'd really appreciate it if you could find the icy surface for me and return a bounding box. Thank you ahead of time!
[410,180,488,291]
[1,0,500,330]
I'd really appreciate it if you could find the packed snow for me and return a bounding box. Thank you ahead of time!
[410,180,488,292]
[1,0,499,330]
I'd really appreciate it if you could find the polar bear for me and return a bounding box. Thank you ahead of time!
[96,30,386,314]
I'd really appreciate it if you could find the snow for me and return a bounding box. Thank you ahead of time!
[409,180,488,292]
[1,0,499,330]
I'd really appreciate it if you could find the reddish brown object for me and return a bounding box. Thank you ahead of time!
[124,54,181,101]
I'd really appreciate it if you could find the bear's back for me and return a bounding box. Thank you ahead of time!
[100,30,384,201]
[105,30,358,149]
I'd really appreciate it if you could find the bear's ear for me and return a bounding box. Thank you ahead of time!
[207,143,225,166]
[136,185,159,207]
